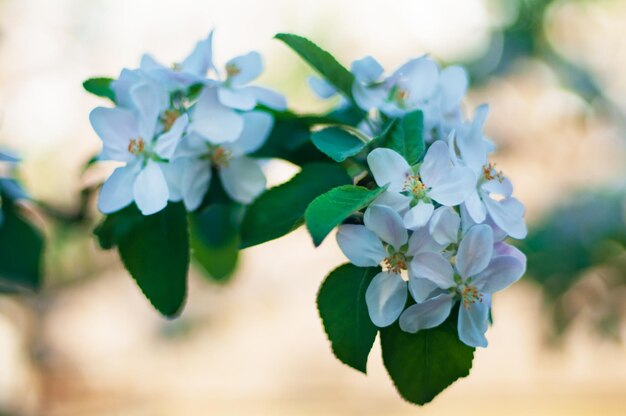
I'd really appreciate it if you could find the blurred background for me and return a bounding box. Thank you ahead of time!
[1,0,626,414]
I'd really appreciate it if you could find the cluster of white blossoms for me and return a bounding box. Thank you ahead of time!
[328,55,528,347]
[89,32,286,215]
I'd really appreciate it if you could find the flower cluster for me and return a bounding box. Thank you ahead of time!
[89,32,286,215]
[331,55,527,347]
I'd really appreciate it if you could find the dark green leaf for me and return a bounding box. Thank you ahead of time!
[317,263,380,373]
[311,127,367,162]
[241,163,351,248]
[387,110,424,165]
[190,204,242,282]
[93,205,144,250]
[275,33,355,100]
[0,199,44,292]
[305,185,386,246]
[117,203,189,317]
[83,77,115,102]
[380,308,475,405]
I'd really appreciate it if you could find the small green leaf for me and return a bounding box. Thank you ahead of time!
[380,308,475,405]
[117,203,189,317]
[83,77,115,102]
[241,163,351,248]
[0,199,44,292]
[305,185,386,246]
[387,110,424,165]
[190,204,242,282]
[317,264,380,373]
[275,33,355,100]
[311,127,367,162]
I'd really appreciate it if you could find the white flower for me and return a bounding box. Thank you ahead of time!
[166,89,274,210]
[90,82,188,215]
[351,56,388,111]
[400,224,526,347]
[449,105,528,238]
[368,141,475,229]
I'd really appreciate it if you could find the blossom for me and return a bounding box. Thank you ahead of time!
[351,56,388,111]
[399,224,526,347]
[90,82,188,215]
[368,141,475,229]
[165,88,274,210]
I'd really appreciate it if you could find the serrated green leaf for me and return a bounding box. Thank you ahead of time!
[190,204,242,282]
[275,33,355,100]
[241,163,351,248]
[83,77,115,102]
[117,203,189,317]
[387,110,424,165]
[305,185,386,246]
[0,199,44,293]
[380,308,475,405]
[317,264,380,373]
[311,127,367,162]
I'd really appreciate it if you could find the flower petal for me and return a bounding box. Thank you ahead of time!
[225,52,263,86]
[439,66,468,113]
[407,225,445,255]
[408,276,440,303]
[89,107,138,162]
[182,159,212,211]
[180,31,214,76]
[190,88,244,143]
[457,104,489,173]
[308,76,336,99]
[351,56,384,84]
[463,189,487,223]
[455,224,493,280]
[396,56,439,104]
[473,254,526,294]
[129,82,163,140]
[218,86,257,111]
[154,114,189,159]
[352,83,387,111]
[419,140,451,187]
[133,160,169,215]
[428,166,475,206]
[372,190,412,216]
[226,111,273,157]
[336,224,387,267]
[458,297,490,348]
[429,206,461,245]
[219,156,266,204]
[246,86,287,110]
[403,200,434,229]
[399,294,454,333]
[97,162,140,214]
[484,196,528,239]
[410,252,455,289]
[365,272,407,327]
[364,204,408,250]
[367,148,411,192]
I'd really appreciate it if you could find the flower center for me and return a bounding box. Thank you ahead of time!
[384,251,408,274]
[459,284,483,310]
[161,109,180,132]
[209,146,232,168]
[395,88,409,103]
[226,63,240,77]
[127,138,145,156]
[482,162,504,183]
[403,175,428,199]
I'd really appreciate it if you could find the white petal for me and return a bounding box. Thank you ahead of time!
[463,190,487,223]
[365,272,407,327]
[129,82,163,140]
[403,200,434,229]
[140,54,165,72]
[364,204,408,250]
[182,159,212,211]
[455,224,493,279]
[399,294,454,333]
[89,107,138,162]
[225,52,263,86]
[458,298,490,348]
[407,225,445,255]
[219,156,266,204]
[439,66,468,113]
[473,254,526,293]
[133,160,169,215]
[246,86,287,110]
[111,68,142,109]
[172,133,208,159]
[482,177,513,198]
[218,86,257,111]
[351,56,384,83]
[408,276,440,303]
[428,166,475,206]
[336,224,387,267]
[484,196,528,239]
[367,148,411,192]
[154,114,188,159]
[429,206,460,245]
[226,111,273,156]
[160,158,186,202]
[410,252,455,289]
[308,76,336,99]
[493,241,526,263]
[372,191,412,215]
[180,31,214,76]
[457,105,489,172]
[190,88,244,143]
[419,140,451,187]
[397,56,439,103]
[97,163,140,214]
[352,83,387,111]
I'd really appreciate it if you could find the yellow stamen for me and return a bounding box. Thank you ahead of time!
[226,63,240,77]
[482,162,504,183]
[128,138,145,155]
[384,252,408,274]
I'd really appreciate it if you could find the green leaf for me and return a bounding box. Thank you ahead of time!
[83,77,115,102]
[380,308,475,405]
[190,204,242,282]
[117,203,189,317]
[311,127,368,162]
[241,163,351,248]
[317,264,380,373]
[0,199,44,292]
[93,205,144,250]
[387,110,424,165]
[305,185,387,246]
[275,33,355,100]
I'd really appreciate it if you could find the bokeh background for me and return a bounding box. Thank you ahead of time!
[1,0,626,414]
